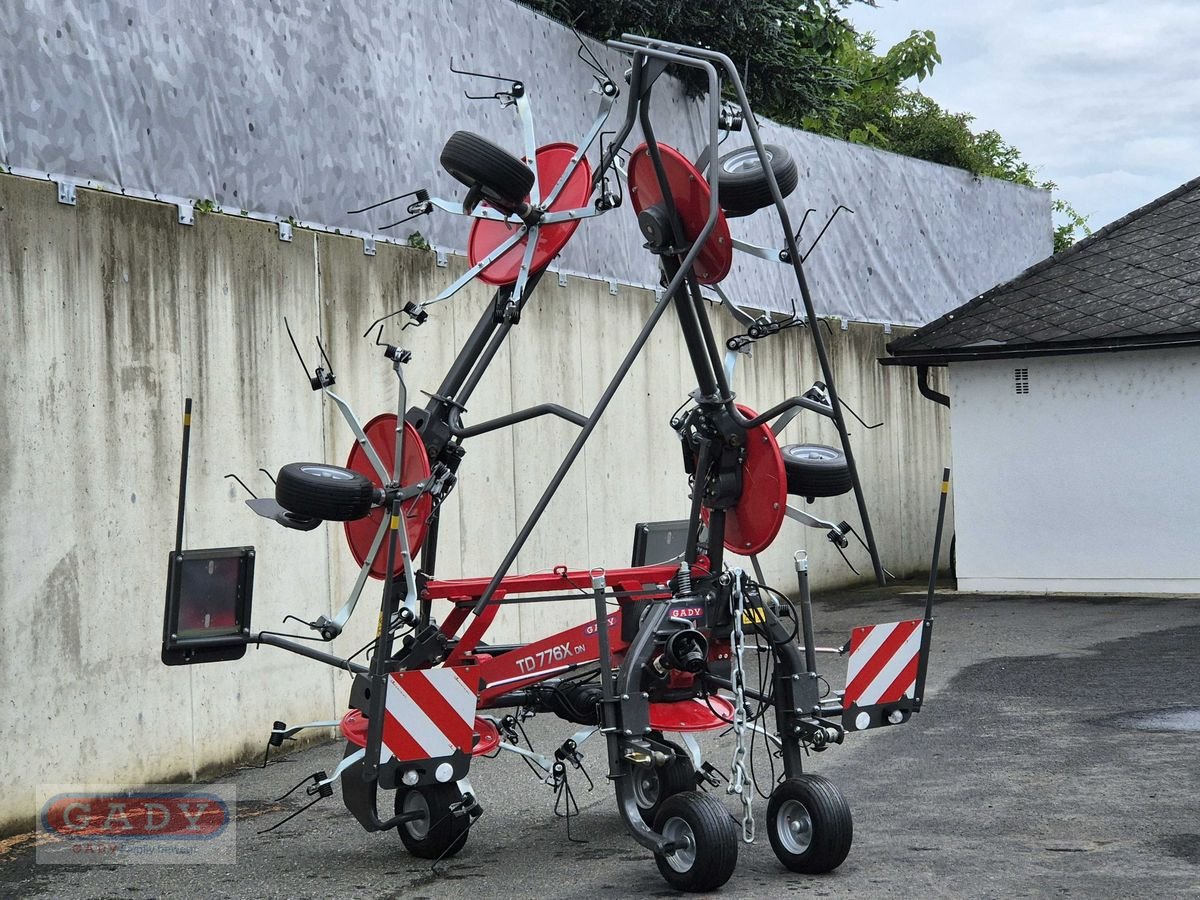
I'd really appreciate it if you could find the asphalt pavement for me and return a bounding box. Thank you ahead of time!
[3,585,1199,899]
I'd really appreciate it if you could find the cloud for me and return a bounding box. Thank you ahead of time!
[850,0,1199,229]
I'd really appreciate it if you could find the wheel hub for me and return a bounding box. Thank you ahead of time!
[776,799,813,854]
[402,791,431,840]
[633,768,661,808]
[661,816,697,873]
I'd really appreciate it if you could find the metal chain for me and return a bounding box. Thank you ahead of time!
[727,569,754,843]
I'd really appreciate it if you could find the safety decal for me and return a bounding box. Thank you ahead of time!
[844,618,924,708]
[380,669,478,764]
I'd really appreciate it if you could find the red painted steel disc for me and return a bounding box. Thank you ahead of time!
[340,709,368,747]
[649,696,736,733]
[627,143,733,285]
[344,413,432,580]
[702,404,788,556]
[468,142,592,286]
[471,716,501,756]
[342,708,499,755]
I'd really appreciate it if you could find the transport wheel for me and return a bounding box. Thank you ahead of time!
[440,131,535,205]
[395,784,470,859]
[766,775,853,874]
[780,444,853,499]
[715,144,799,217]
[275,462,375,521]
[633,739,696,825]
[652,791,738,892]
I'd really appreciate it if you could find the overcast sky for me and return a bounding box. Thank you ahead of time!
[847,0,1200,233]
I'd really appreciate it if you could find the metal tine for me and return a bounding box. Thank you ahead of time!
[801,205,855,262]
[347,188,426,215]
[449,57,523,101]
[224,473,257,499]
[570,18,612,84]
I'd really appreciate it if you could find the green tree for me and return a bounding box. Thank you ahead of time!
[530,0,1088,251]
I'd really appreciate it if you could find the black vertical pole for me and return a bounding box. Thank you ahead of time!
[174,397,193,555]
[914,467,949,711]
[925,468,951,623]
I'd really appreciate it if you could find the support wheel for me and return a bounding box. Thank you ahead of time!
[780,444,853,499]
[766,775,853,874]
[633,741,696,825]
[395,784,470,860]
[715,144,799,217]
[652,791,738,892]
[275,463,375,521]
[440,131,535,206]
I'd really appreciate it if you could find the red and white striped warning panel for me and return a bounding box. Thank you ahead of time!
[380,669,478,764]
[844,618,924,708]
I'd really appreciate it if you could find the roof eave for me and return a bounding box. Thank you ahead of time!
[881,334,1200,367]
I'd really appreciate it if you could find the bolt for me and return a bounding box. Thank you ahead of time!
[624,729,632,736]
[621,694,630,701]
[641,692,649,699]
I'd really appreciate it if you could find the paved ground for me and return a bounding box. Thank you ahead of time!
[4,585,1200,898]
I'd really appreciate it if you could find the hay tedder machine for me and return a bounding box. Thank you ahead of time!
[161,35,941,891]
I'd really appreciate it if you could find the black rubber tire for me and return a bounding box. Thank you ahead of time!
[780,444,854,499]
[440,130,535,204]
[395,783,471,860]
[715,144,799,217]
[633,739,697,825]
[652,791,738,892]
[766,775,853,874]
[275,462,374,521]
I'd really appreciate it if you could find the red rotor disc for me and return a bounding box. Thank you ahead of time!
[344,414,432,580]
[468,142,592,286]
[648,696,736,733]
[702,404,788,556]
[627,143,733,285]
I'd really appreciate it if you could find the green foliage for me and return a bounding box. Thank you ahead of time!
[531,0,866,122]
[530,0,1088,252]
[406,231,432,251]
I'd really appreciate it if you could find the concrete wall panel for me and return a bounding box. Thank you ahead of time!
[0,174,952,832]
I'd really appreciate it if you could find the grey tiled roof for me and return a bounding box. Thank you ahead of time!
[887,176,1200,362]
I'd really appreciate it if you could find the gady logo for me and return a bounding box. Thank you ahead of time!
[40,792,229,840]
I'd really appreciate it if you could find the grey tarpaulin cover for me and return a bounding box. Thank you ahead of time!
[1,0,1051,325]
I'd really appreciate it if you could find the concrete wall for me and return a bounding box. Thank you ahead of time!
[0,172,952,833]
[950,349,1200,593]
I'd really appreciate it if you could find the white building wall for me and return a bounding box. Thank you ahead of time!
[950,349,1200,594]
